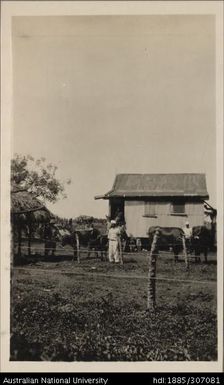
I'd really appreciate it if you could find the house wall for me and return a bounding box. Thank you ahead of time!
[124,200,204,237]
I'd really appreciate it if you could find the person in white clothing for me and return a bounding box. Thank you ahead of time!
[182,221,192,238]
[182,221,192,252]
[108,220,121,263]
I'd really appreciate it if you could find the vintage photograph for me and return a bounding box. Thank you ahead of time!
[1,2,223,371]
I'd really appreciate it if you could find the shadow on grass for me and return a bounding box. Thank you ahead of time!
[13,253,74,265]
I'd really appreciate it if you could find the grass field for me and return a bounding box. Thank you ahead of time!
[11,248,217,361]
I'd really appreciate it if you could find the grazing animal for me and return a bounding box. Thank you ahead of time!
[58,225,129,262]
[77,228,101,259]
[43,224,59,256]
[147,226,184,262]
[129,237,137,252]
[85,233,108,261]
[61,228,107,261]
[76,228,100,247]
[119,225,129,252]
[44,240,57,256]
[191,226,213,263]
[61,231,80,261]
[97,234,109,260]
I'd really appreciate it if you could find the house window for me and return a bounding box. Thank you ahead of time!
[171,202,185,214]
[144,202,157,217]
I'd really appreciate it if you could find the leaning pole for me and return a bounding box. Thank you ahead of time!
[119,237,123,265]
[147,231,159,312]
[73,232,80,263]
[182,235,189,270]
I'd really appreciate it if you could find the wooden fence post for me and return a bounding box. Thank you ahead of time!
[28,225,31,257]
[182,236,189,270]
[119,237,123,265]
[147,231,159,312]
[74,233,80,263]
[17,225,22,259]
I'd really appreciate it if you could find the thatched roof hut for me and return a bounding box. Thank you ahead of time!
[11,188,56,260]
[11,190,52,223]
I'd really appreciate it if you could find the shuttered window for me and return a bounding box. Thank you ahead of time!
[171,202,185,214]
[144,202,157,217]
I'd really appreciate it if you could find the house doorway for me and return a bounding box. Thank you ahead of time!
[110,198,125,224]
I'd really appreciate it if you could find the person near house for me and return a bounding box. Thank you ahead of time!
[204,213,212,230]
[105,215,111,231]
[182,221,192,252]
[108,220,121,263]
[129,235,136,252]
[114,209,125,226]
[136,238,142,252]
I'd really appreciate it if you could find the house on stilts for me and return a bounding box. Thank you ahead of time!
[95,173,210,238]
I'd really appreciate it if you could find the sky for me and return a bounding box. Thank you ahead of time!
[12,15,216,218]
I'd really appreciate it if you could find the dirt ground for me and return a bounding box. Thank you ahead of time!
[11,248,217,361]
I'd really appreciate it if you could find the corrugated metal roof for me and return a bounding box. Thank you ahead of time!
[95,173,209,199]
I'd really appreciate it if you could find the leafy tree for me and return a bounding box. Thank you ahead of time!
[11,154,71,261]
[11,154,71,203]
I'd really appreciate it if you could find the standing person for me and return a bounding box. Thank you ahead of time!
[136,238,142,252]
[108,220,121,263]
[105,215,111,231]
[115,209,125,226]
[182,221,192,252]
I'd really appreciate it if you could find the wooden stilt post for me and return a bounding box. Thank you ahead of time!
[182,236,189,270]
[147,230,159,312]
[75,232,80,263]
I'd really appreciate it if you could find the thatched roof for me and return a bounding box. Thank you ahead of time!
[95,173,209,199]
[11,190,51,222]
[11,191,44,213]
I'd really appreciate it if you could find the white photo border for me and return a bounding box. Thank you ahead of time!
[1,0,223,373]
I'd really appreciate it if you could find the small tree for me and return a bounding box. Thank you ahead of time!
[11,154,71,260]
[11,154,71,203]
